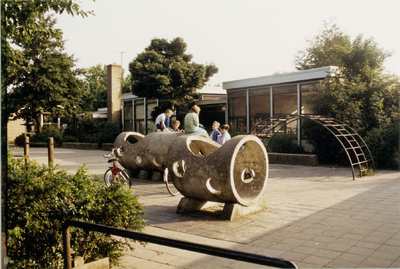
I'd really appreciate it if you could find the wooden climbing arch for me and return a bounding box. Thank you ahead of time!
[248,114,375,180]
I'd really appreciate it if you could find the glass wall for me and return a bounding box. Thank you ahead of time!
[228,91,247,135]
[300,83,318,114]
[134,99,145,134]
[273,85,297,115]
[124,101,133,131]
[146,101,157,133]
[249,88,270,128]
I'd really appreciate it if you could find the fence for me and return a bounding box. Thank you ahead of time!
[63,219,297,269]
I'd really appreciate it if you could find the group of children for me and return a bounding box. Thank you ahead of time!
[155,106,231,145]
[208,121,231,145]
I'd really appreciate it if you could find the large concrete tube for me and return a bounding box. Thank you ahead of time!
[114,132,268,206]
[113,132,207,171]
[167,135,269,206]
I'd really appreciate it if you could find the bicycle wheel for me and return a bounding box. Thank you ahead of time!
[118,169,132,188]
[163,168,180,196]
[104,168,114,187]
[104,169,131,188]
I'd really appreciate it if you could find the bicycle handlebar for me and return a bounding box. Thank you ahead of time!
[103,147,122,159]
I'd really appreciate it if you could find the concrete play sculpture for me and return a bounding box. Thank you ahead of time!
[114,132,269,220]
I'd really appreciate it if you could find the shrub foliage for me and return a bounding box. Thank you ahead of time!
[268,134,306,154]
[14,120,122,147]
[6,151,146,268]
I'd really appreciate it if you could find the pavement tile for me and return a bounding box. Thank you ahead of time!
[292,232,316,241]
[291,245,318,255]
[269,242,296,252]
[130,247,161,259]
[154,264,178,269]
[370,245,400,260]
[279,251,309,263]
[166,257,200,267]
[341,232,365,241]
[294,261,320,268]
[377,223,400,234]
[151,253,182,264]
[228,260,266,268]
[389,258,400,268]
[301,255,332,267]
[331,238,358,247]
[386,238,400,247]
[323,243,352,252]
[281,237,307,246]
[313,249,342,259]
[128,259,163,269]
[326,258,361,268]
[257,248,286,258]
[347,246,375,256]
[354,240,382,250]
[349,227,372,236]
[336,252,366,263]
[311,235,337,244]
[358,256,393,268]
[363,231,393,244]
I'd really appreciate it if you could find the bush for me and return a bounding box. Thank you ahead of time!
[365,123,399,170]
[6,151,146,268]
[14,133,26,147]
[303,121,349,166]
[30,125,64,147]
[63,120,122,146]
[268,134,306,154]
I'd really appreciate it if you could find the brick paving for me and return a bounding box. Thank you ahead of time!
[11,147,400,268]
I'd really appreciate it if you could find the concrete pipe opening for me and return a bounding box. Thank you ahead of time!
[231,139,268,206]
[187,138,219,157]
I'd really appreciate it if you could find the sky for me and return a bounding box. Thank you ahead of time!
[55,0,400,87]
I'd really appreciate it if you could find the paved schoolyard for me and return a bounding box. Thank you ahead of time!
[10,147,400,268]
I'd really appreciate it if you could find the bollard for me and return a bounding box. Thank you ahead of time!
[24,135,29,165]
[48,137,54,165]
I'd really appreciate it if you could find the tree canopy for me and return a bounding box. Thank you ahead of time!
[2,0,93,131]
[296,22,398,134]
[296,21,399,168]
[7,17,89,134]
[128,37,218,109]
[1,0,93,80]
[83,64,108,112]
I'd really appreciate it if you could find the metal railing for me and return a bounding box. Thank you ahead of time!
[63,219,297,269]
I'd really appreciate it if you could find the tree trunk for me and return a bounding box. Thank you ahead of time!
[36,115,42,134]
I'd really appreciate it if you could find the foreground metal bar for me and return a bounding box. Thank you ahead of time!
[63,219,297,269]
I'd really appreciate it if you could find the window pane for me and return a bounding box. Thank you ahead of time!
[228,90,247,135]
[300,83,317,115]
[124,102,133,120]
[273,92,297,115]
[135,104,144,120]
[124,102,133,131]
[249,88,270,128]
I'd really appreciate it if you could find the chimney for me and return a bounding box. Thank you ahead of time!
[107,64,122,123]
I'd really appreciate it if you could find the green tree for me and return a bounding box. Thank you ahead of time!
[1,0,93,85]
[294,21,351,70]
[128,37,218,111]
[296,21,400,168]
[84,64,108,111]
[7,17,89,134]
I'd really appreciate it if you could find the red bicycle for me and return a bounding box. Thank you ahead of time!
[103,147,131,188]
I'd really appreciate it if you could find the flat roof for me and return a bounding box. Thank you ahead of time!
[121,86,225,101]
[223,66,337,90]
